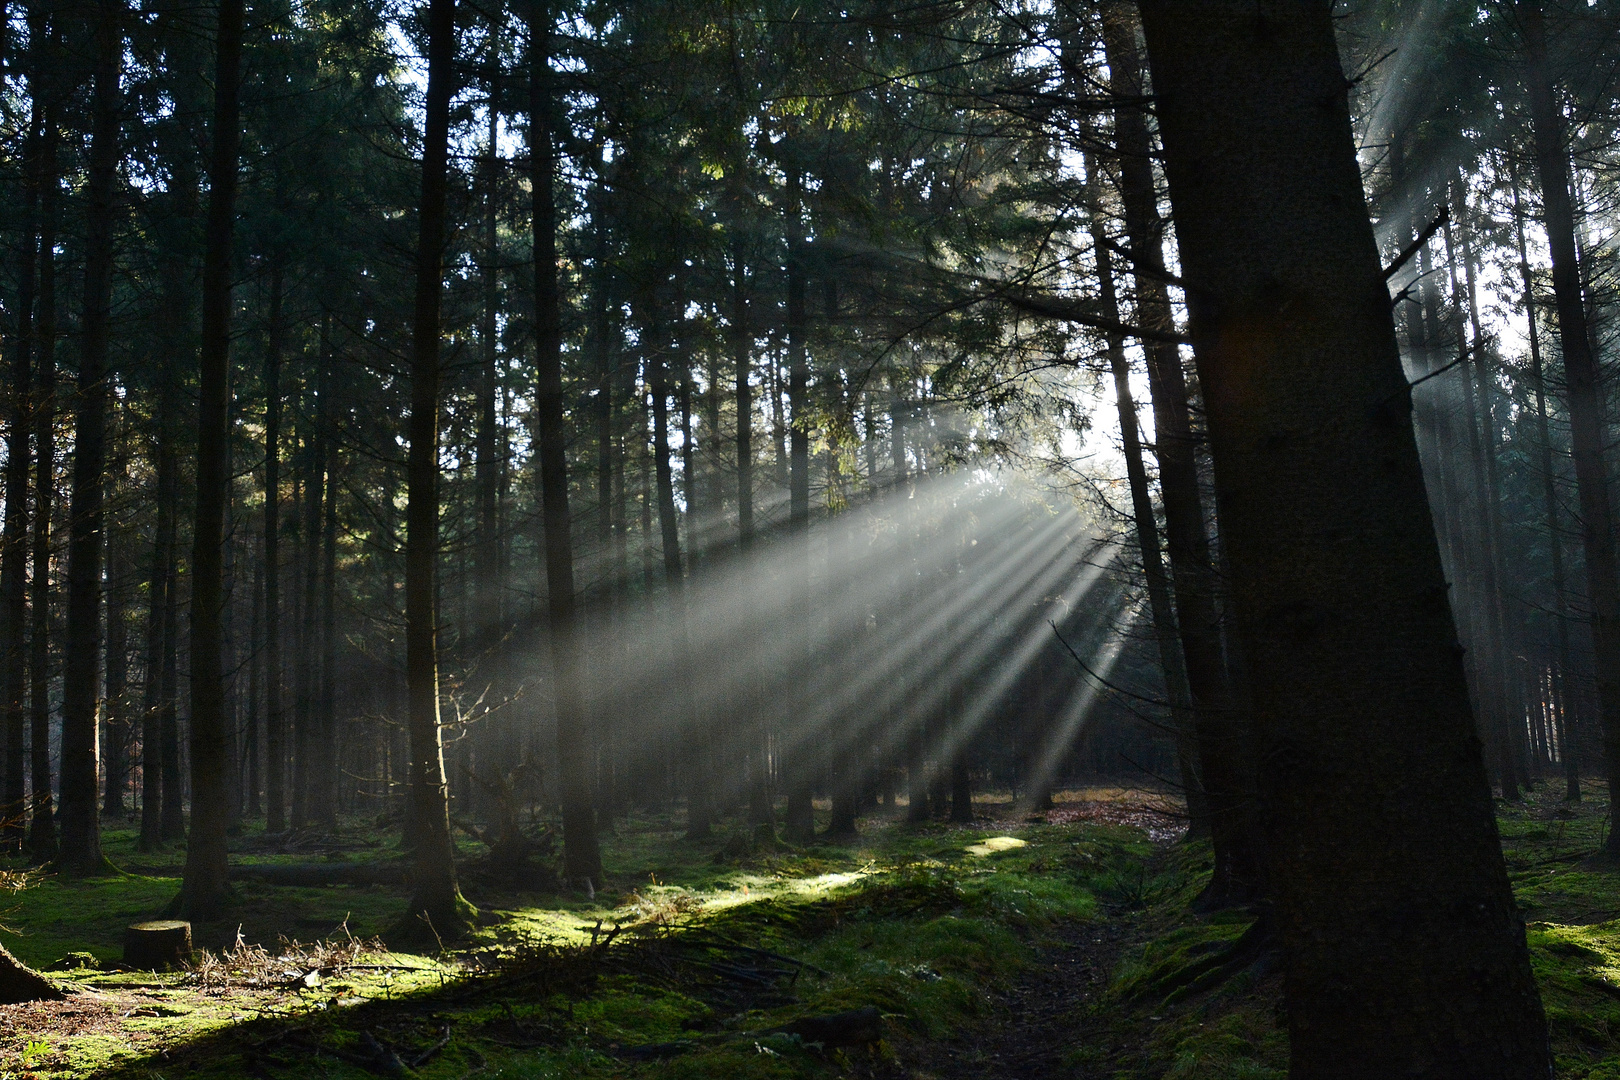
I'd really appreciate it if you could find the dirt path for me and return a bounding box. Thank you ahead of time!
[903,916,1138,1078]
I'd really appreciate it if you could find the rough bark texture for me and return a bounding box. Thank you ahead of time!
[1523,1,1620,847]
[1135,3,1551,1075]
[402,0,473,938]
[58,0,124,874]
[531,1,602,887]
[177,0,244,918]
[1100,7,1258,898]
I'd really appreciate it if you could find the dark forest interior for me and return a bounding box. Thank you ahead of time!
[0,0,1613,1076]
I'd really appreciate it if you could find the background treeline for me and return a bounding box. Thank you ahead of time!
[0,0,1616,933]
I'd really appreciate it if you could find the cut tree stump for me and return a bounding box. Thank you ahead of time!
[765,1006,883,1048]
[124,920,192,970]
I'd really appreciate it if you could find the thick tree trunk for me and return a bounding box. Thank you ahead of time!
[1524,1,1620,846]
[177,0,244,917]
[530,1,602,888]
[1100,7,1258,899]
[263,266,285,832]
[1135,3,1551,1074]
[401,0,473,938]
[58,0,125,875]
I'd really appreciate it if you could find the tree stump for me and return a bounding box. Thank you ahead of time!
[123,920,192,970]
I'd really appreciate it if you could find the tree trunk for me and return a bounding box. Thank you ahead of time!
[1445,208,1521,800]
[26,124,56,864]
[589,162,619,828]
[317,448,337,822]
[295,337,330,828]
[1523,1,1620,846]
[263,265,285,831]
[174,0,243,918]
[104,479,128,818]
[401,0,473,938]
[244,561,260,816]
[476,69,504,793]
[645,295,708,841]
[1135,4,1551,1073]
[1089,207,1208,836]
[729,165,773,832]
[58,0,124,875]
[1,37,40,852]
[139,423,176,851]
[1511,166,1579,800]
[782,163,814,845]
[1100,6,1258,900]
[530,0,602,888]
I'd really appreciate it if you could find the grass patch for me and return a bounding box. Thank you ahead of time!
[5,797,1118,1078]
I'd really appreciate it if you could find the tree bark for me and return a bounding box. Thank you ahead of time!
[1100,6,1258,899]
[530,0,602,888]
[1,34,39,851]
[401,0,473,938]
[1135,3,1550,1073]
[1511,165,1579,800]
[58,0,125,875]
[782,162,815,845]
[1089,204,1207,836]
[139,421,177,850]
[1523,1,1620,845]
[318,448,338,819]
[104,468,129,818]
[26,111,56,863]
[244,560,260,816]
[263,265,286,831]
[158,548,183,842]
[174,0,244,918]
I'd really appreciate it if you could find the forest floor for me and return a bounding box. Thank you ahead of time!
[0,781,1618,1079]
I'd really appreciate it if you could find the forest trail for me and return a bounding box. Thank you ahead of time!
[912,915,1136,1078]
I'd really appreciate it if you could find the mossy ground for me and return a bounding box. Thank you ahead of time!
[3,782,1618,1078]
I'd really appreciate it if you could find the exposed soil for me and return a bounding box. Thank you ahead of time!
[906,915,1138,1078]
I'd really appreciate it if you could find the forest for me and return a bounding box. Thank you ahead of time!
[0,0,1614,1076]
